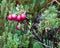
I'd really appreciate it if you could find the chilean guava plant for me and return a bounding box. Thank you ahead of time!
[0,0,60,48]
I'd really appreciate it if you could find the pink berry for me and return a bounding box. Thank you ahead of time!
[16,25,19,30]
[11,14,17,20]
[20,14,26,21]
[16,15,22,22]
[16,23,22,30]
[7,14,12,20]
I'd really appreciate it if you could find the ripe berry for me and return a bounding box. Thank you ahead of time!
[20,14,26,21]
[16,23,22,30]
[7,14,12,20]
[16,15,22,22]
[11,14,17,20]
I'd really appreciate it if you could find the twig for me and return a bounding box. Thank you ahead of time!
[34,39,51,48]
[41,0,60,11]
[56,11,60,13]
[53,0,60,5]
[49,0,60,5]
[31,29,50,48]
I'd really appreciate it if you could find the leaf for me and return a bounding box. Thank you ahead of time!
[0,36,2,41]
[25,40,29,46]
[58,42,60,47]
[40,0,45,5]
[33,42,43,48]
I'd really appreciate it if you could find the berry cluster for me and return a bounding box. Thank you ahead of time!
[7,13,27,30]
[7,13,26,22]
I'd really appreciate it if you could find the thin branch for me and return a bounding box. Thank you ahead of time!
[54,0,60,5]
[56,11,60,13]
[50,0,60,5]
[34,39,51,48]
[41,0,60,11]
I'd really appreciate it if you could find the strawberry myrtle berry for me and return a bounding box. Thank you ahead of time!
[11,14,17,20]
[7,14,12,21]
[7,14,17,21]
[20,13,27,21]
[16,15,22,22]
[7,13,27,22]
[16,23,22,30]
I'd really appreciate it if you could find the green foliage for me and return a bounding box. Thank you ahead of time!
[2,31,31,48]
[41,5,59,30]
[33,42,43,48]
[58,42,60,47]
[0,36,2,41]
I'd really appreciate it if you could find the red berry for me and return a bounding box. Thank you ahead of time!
[16,25,19,30]
[11,14,17,20]
[7,14,12,20]
[20,14,26,21]
[16,15,22,22]
[16,23,22,30]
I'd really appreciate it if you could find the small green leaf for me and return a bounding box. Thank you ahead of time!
[33,42,43,48]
